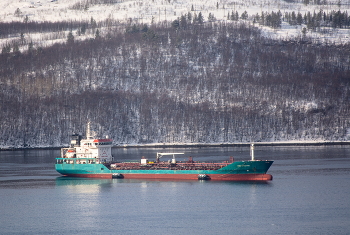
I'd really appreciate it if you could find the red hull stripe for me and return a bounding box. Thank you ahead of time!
[93,139,113,142]
[63,173,112,179]
[63,173,272,181]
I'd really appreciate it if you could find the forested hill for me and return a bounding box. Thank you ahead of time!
[0,21,349,148]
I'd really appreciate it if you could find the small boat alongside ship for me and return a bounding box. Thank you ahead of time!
[55,125,274,181]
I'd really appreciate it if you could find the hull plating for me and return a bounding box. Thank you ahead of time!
[61,173,272,181]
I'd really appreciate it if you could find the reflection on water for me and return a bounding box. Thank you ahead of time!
[55,177,114,187]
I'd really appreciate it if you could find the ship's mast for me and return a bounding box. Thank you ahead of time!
[86,122,93,139]
[250,144,255,161]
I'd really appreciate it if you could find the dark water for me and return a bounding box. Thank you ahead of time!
[0,146,350,235]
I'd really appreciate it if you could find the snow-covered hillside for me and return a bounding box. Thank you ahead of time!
[1,0,349,51]
[1,0,349,23]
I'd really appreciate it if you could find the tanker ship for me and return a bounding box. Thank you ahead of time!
[55,125,273,181]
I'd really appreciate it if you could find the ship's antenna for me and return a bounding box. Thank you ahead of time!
[250,143,255,161]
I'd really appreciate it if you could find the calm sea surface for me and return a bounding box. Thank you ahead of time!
[0,145,350,235]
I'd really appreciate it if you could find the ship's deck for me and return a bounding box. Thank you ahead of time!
[106,162,231,171]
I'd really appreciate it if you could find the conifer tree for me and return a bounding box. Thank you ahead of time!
[14,8,21,17]
[187,12,192,23]
[95,29,100,40]
[197,12,204,24]
[28,41,34,53]
[180,15,187,29]
[241,11,248,20]
[297,12,303,25]
[67,31,74,44]
[172,19,180,29]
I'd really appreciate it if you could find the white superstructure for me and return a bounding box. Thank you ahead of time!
[61,123,113,163]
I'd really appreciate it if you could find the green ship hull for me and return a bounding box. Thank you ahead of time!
[55,158,273,181]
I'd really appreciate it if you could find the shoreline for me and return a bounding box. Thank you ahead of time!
[1,141,350,151]
[118,141,350,148]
